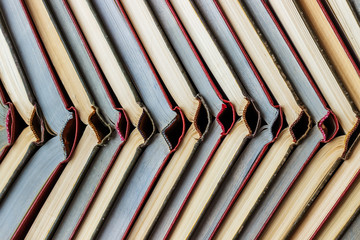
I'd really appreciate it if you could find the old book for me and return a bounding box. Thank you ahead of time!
[0,83,21,163]
[22,0,137,238]
[340,208,360,239]
[188,0,314,238]
[213,0,337,239]
[257,135,344,239]
[159,0,284,238]
[211,1,338,239]
[93,0,211,238]
[316,174,360,239]
[126,0,237,238]
[290,141,360,239]
[295,0,360,123]
[265,0,360,238]
[48,0,160,239]
[241,0,333,123]
[269,0,359,135]
[0,12,44,201]
[70,0,196,238]
[0,0,80,238]
[24,0,110,218]
[51,131,126,240]
[233,0,360,238]
[318,0,360,76]
[325,0,360,63]
[29,1,134,239]
[59,0,208,236]
[301,0,360,96]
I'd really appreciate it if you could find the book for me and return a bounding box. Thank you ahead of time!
[180,0,312,238]
[340,208,360,239]
[0,0,81,238]
[69,0,195,238]
[263,0,360,238]
[0,12,44,201]
[302,0,360,111]
[23,0,136,238]
[93,0,211,238]
[211,1,340,239]
[0,83,20,162]
[258,135,344,239]
[1,0,360,238]
[51,131,126,240]
[325,0,360,63]
[27,1,134,239]
[241,0,334,124]
[45,0,162,239]
[126,0,237,238]
[58,0,212,238]
[290,141,360,239]
[212,0,337,239]
[269,0,359,135]
[160,0,284,238]
[24,0,99,126]
[316,174,360,239]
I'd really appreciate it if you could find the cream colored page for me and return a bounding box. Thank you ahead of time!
[299,0,360,111]
[128,125,199,239]
[215,128,292,239]
[68,0,142,125]
[170,120,248,239]
[219,0,300,124]
[317,177,360,239]
[26,126,97,240]
[121,0,199,122]
[168,0,247,116]
[0,28,33,124]
[261,135,345,239]
[74,129,143,239]
[292,141,360,239]
[327,0,360,60]
[269,0,356,132]
[26,0,93,124]
[0,127,36,194]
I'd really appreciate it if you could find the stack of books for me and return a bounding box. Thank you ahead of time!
[0,0,359,239]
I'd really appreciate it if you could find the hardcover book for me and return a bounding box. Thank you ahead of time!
[213,1,339,239]
[0,12,45,202]
[0,0,80,238]
[161,0,285,239]
[257,0,360,238]
[44,0,162,238]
